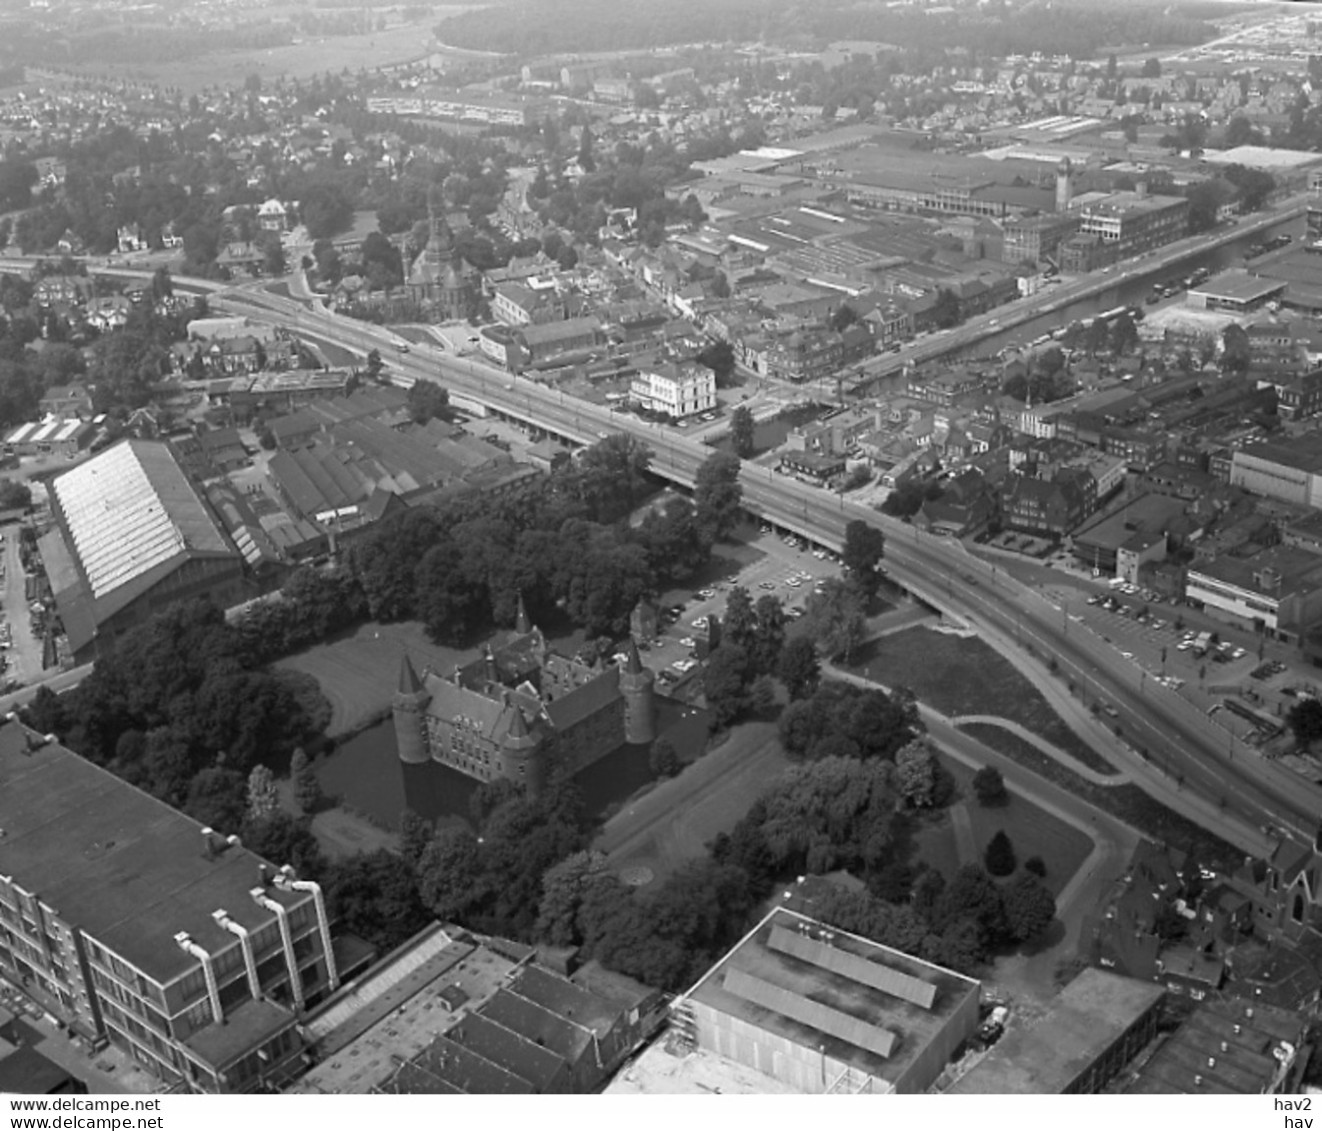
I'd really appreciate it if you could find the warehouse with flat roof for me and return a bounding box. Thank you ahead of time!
[674,907,980,1094]
[946,968,1163,1093]
[38,439,246,661]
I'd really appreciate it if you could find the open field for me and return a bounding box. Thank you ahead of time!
[65,18,468,92]
[277,620,471,736]
[910,756,1092,897]
[846,626,1119,776]
[959,721,1242,873]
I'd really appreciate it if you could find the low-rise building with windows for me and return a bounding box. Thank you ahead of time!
[630,363,716,419]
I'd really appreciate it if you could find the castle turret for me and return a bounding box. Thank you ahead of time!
[393,654,431,765]
[500,702,544,794]
[619,640,656,744]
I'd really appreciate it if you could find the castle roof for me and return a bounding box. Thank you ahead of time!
[398,653,423,695]
[626,638,643,674]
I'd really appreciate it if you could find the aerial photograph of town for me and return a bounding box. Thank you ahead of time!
[10,0,1322,1110]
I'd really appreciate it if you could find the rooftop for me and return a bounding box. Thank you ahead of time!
[50,439,234,602]
[684,907,979,1087]
[1125,997,1306,1094]
[1189,270,1288,304]
[0,719,308,987]
[946,968,1164,1093]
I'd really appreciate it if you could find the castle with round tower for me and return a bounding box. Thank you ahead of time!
[392,595,656,795]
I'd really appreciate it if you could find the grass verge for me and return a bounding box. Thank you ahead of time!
[846,627,1119,776]
[959,721,1242,874]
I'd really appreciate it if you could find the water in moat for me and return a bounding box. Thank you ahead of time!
[317,696,711,831]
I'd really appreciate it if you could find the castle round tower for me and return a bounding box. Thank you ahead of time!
[393,654,431,765]
[619,640,656,745]
[500,704,544,795]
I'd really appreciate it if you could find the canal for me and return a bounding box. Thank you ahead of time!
[957,211,1308,360]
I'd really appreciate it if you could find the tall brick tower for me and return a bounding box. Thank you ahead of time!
[393,654,431,764]
[619,639,656,744]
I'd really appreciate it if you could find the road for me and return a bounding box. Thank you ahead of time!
[186,279,1322,853]
[4,239,1309,855]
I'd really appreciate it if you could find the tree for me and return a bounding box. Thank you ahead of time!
[0,480,31,511]
[290,748,320,815]
[1109,311,1139,356]
[407,380,449,424]
[696,340,736,386]
[984,829,1017,877]
[842,520,886,603]
[750,595,786,676]
[1003,873,1056,942]
[573,432,654,524]
[326,849,430,952]
[649,737,682,778]
[777,635,820,700]
[722,585,756,653]
[894,740,939,808]
[1222,322,1251,375]
[1225,115,1260,148]
[184,767,247,832]
[729,405,755,459]
[801,577,866,664]
[245,764,279,823]
[693,450,743,543]
[398,808,433,865]
[932,288,961,329]
[1288,698,1322,748]
[972,765,1008,806]
[831,303,859,332]
[365,349,383,381]
[1024,855,1047,878]
[416,826,485,922]
[704,644,752,726]
[536,849,611,946]
[1142,57,1162,78]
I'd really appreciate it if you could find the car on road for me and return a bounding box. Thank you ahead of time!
[1177,640,1193,651]
[658,670,678,684]
[759,580,777,590]
[1103,704,1120,718]
[698,588,717,599]
[679,637,695,648]
[672,658,698,673]
[1232,646,1247,659]
[787,578,802,588]
[1120,651,1134,660]
[1087,594,1104,605]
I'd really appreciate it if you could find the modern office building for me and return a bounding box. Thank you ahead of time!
[1073,189,1189,261]
[0,719,356,1092]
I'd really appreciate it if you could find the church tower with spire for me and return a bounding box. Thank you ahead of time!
[619,639,656,744]
[393,654,431,764]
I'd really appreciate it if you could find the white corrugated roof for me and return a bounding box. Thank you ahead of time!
[5,422,37,444]
[53,440,231,601]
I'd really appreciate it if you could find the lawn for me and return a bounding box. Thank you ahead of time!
[908,755,1093,897]
[846,626,1119,776]
[959,721,1243,875]
[277,620,472,737]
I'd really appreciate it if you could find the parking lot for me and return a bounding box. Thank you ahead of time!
[646,527,845,687]
[1064,584,1280,745]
